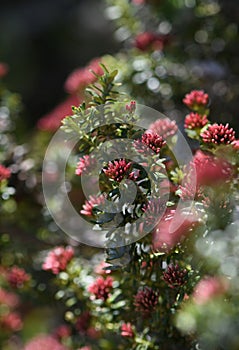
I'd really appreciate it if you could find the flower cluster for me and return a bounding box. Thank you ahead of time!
[163,264,188,289]
[42,246,74,274]
[201,123,236,145]
[183,90,209,110]
[103,158,133,182]
[7,266,30,288]
[134,287,158,314]
[148,118,178,139]
[134,131,166,154]
[88,276,114,301]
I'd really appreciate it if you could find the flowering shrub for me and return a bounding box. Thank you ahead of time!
[0,0,239,349]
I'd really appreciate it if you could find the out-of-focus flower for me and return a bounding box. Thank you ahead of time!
[80,194,105,216]
[1,311,22,332]
[193,276,229,305]
[103,159,132,182]
[0,164,11,182]
[121,322,134,337]
[88,276,113,301]
[183,90,209,110]
[163,264,188,289]
[75,311,91,334]
[134,32,168,51]
[77,347,92,350]
[42,246,74,274]
[148,118,178,139]
[201,123,236,145]
[0,288,19,308]
[134,132,166,154]
[94,261,112,275]
[75,155,95,176]
[54,325,71,340]
[37,94,81,132]
[0,62,9,78]
[134,287,158,313]
[64,58,104,94]
[7,266,30,288]
[24,334,67,350]
[152,209,198,252]
[184,112,209,130]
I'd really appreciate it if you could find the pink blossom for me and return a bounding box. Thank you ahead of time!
[126,100,136,113]
[54,325,71,339]
[232,139,239,150]
[152,209,198,252]
[24,335,67,350]
[183,90,209,110]
[94,261,112,275]
[7,266,30,288]
[121,322,134,337]
[193,276,229,305]
[88,276,113,301]
[0,164,11,182]
[75,155,95,176]
[103,159,132,182]
[80,194,105,216]
[0,288,19,308]
[37,94,82,131]
[42,246,74,274]
[64,58,104,94]
[148,118,178,139]
[134,131,166,154]
[184,112,209,130]
[201,123,235,145]
[134,32,168,51]
[1,311,22,331]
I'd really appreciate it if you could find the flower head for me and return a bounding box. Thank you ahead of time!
[42,246,74,274]
[134,287,158,313]
[183,90,209,110]
[201,123,236,145]
[0,164,11,182]
[184,112,209,130]
[163,264,188,289]
[103,159,132,182]
[64,58,104,94]
[24,335,67,350]
[7,266,30,288]
[75,155,95,176]
[121,322,134,337]
[88,276,113,301]
[148,118,178,139]
[80,194,105,216]
[134,132,166,154]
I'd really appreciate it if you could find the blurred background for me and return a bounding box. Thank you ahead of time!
[0,0,119,128]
